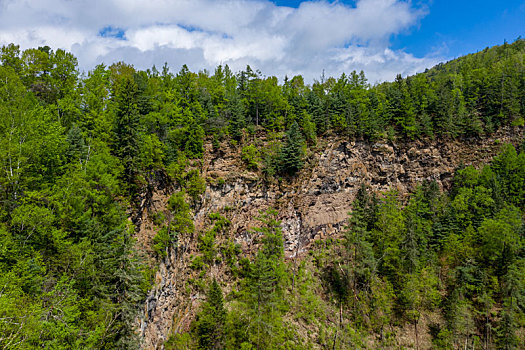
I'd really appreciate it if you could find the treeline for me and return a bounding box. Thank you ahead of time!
[0,38,524,349]
[1,39,524,182]
[172,143,525,349]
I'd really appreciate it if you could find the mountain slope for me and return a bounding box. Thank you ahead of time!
[0,39,524,349]
[138,126,524,349]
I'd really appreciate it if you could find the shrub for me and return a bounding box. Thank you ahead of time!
[241,144,261,170]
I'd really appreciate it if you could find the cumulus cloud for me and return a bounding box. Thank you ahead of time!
[0,0,441,82]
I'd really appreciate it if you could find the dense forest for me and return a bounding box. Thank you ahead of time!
[0,39,524,349]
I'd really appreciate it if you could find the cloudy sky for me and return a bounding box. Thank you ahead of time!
[0,0,523,83]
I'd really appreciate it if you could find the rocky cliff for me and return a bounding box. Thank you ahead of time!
[136,127,524,349]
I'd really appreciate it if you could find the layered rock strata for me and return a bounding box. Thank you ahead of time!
[139,127,524,349]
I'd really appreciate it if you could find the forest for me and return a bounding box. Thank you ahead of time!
[0,38,524,349]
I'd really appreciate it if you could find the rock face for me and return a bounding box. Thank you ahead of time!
[137,127,524,349]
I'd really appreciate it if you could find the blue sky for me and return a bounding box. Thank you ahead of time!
[391,0,525,58]
[274,0,525,58]
[0,0,523,83]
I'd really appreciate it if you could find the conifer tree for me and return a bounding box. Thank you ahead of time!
[228,92,246,141]
[246,209,287,349]
[194,279,226,350]
[345,197,376,295]
[113,75,140,185]
[279,121,304,175]
[65,124,87,164]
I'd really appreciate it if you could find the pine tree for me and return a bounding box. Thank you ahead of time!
[66,124,87,164]
[279,121,304,175]
[113,75,140,185]
[184,118,204,159]
[228,92,246,141]
[194,279,226,350]
[245,209,287,349]
[345,197,376,295]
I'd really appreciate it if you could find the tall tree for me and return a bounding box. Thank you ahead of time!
[194,279,227,350]
[279,121,304,175]
[112,73,140,186]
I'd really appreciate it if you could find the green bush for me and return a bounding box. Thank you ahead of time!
[220,241,242,270]
[151,211,166,226]
[165,332,194,350]
[278,122,304,175]
[190,255,205,270]
[185,169,206,201]
[198,213,231,264]
[153,226,175,257]
[152,192,194,258]
[241,144,260,170]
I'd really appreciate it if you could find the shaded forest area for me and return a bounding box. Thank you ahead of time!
[0,39,524,349]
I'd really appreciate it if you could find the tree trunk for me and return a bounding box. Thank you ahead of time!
[414,320,419,350]
[332,301,343,350]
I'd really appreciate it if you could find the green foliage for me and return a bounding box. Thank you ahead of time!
[190,255,205,271]
[220,241,242,272]
[167,155,189,187]
[188,209,293,349]
[185,119,205,159]
[112,71,140,187]
[165,332,194,350]
[193,279,227,349]
[168,191,194,232]
[153,226,173,257]
[400,268,440,324]
[139,133,166,170]
[239,209,289,349]
[279,121,305,175]
[260,137,282,179]
[153,191,193,257]
[151,210,166,226]
[185,169,206,202]
[241,144,260,170]
[4,39,525,156]
[198,213,230,265]
[343,193,376,301]
[0,113,146,348]
[2,39,525,349]
[228,93,246,141]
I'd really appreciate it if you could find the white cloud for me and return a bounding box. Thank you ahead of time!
[0,0,441,82]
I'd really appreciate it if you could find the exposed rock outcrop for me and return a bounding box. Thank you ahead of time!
[137,127,524,349]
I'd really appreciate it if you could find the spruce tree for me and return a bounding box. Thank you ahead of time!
[279,121,304,175]
[228,92,246,141]
[247,209,286,349]
[194,279,226,350]
[113,75,140,185]
[65,124,87,164]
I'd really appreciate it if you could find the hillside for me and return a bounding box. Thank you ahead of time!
[0,39,524,350]
[139,127,525,349]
